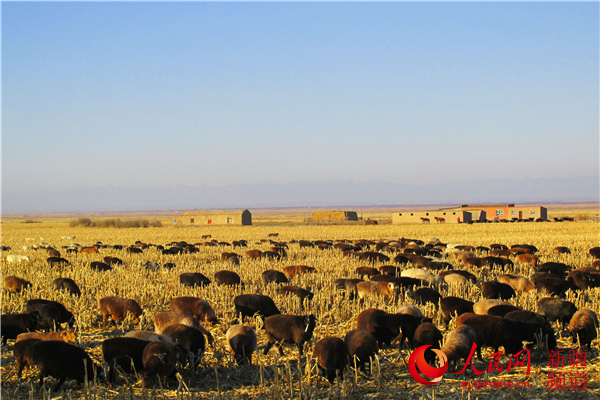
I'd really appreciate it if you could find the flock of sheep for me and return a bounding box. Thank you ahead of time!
[2,236,600,393]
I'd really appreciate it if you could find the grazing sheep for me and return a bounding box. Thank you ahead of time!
[245,249,263,259]
[179,272,211,287]
[262,270,288,284]
[481,281,516,300]
[568,309,599,349]
[536,262,571,278]
[234,294,281,322]
[410,287,441,308]
[14,338,42,378]
[124,331,176,344]
[396,305,423,318]
[344,330,379,372]
[142,341,178,388]
[504,310,557,350]
[313,337,349,384]
[52,278,81,296]
[473,299,508,315]
[279,286,314,309]
[440,297,474,327]
[457,314,522,360]
[1,312,40,344]
[534,277,574,297]
[497,274,535,292]
[226,325,258,365]
[90,261,112,271]
[412,322,443,364]
[440,325,477,369]
[438,270,477,283]
[214,270,242,286]
[486,304,522,318]
[482,256,514,270]
[6,255,31,263]
[3,275,32,293]
[379,265,403,276]
[104,256,123,265]
[263,314,317,355]
[102,337,149,382]
[170,297,218,324]
[356,281,396,301]
[162,324,206,366]
[443,273,468,286]
[27,299,75,329]
[553,246,571,254]
[401,269,443,287]
[17,330,76,343]
[567,270,594,290]
[356,266,381,278]
[356,308,430,348]
[334,278,364,300]
[537,297,577,329]
[98,296,143,327]
[283,265,317,278]
[517,253,539,267]
[589,247,600,259]
[30,340,101,391]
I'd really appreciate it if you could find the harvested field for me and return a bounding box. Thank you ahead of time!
[1,216,599,399]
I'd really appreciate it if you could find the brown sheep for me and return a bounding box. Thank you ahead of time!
[283,265,317,278]
[142,341,178,388]
[497,274,535,292]
[344,330,378,372]
[355,266,380,278]
[279,286,314,309]
[262,270,288,284]
[214,270,242,286]
[334,278,363,300]
[440,325,477,369]
[379,265,403,276]
[553,246,571,254]
[245,249,263,259]
[98,296,143,327]
[313,337,349,384]
[517,253,539,267]
[396,305,423,318]
[153,312,212,343]
[568,309,598,349]
[2,312,41,344]
[263,314,317,355]
[16,330,76,343]
[3,276,32,293]
[356,281,396,301]
[170,297,218,324]
[80,246,99,254]
[226,325,257,365]
[356,308,431,348]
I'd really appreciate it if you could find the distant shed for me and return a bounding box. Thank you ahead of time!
[178,209,252,226]
[311,210,358,222]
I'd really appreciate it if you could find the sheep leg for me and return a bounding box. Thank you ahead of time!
[53,377,66,392]
[296,342,303,356]
[263,341,274,355]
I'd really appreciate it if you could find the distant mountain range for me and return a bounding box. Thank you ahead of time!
[2,176,598,214]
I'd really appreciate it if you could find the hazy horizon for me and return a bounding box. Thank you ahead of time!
[2,2,598,214]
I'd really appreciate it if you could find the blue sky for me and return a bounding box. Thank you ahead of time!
[2,2,598,212]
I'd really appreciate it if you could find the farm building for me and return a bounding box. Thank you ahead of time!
[449,204,548,221]
[311,210,359,222]
[392,210,483,224]
[177,209,252,226]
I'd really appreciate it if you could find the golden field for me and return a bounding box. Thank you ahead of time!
[1,211,599,399]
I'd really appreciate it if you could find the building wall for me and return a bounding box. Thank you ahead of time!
[392,210,476,224]
[459,205,547,220]
[311,210,358,221]
[178,210,252,225]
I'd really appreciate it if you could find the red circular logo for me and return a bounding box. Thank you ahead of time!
[408,345,449,385]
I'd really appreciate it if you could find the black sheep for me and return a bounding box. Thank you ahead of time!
[102,337,149,382]
[52,278,81,296]
[179,272,211,287]
[262,270,288,284]
[458,314,522,360]
[504,310,557,351]
[538,297,577,329]
[481,281,516,300]
[440,297,474,327]
[344,330,378,372]
[234,294,280,322]
[1,312,40,344]
[26,299,75,329]
[313,337,349,384]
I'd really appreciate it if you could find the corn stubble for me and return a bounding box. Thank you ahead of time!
[1,220,599,399]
